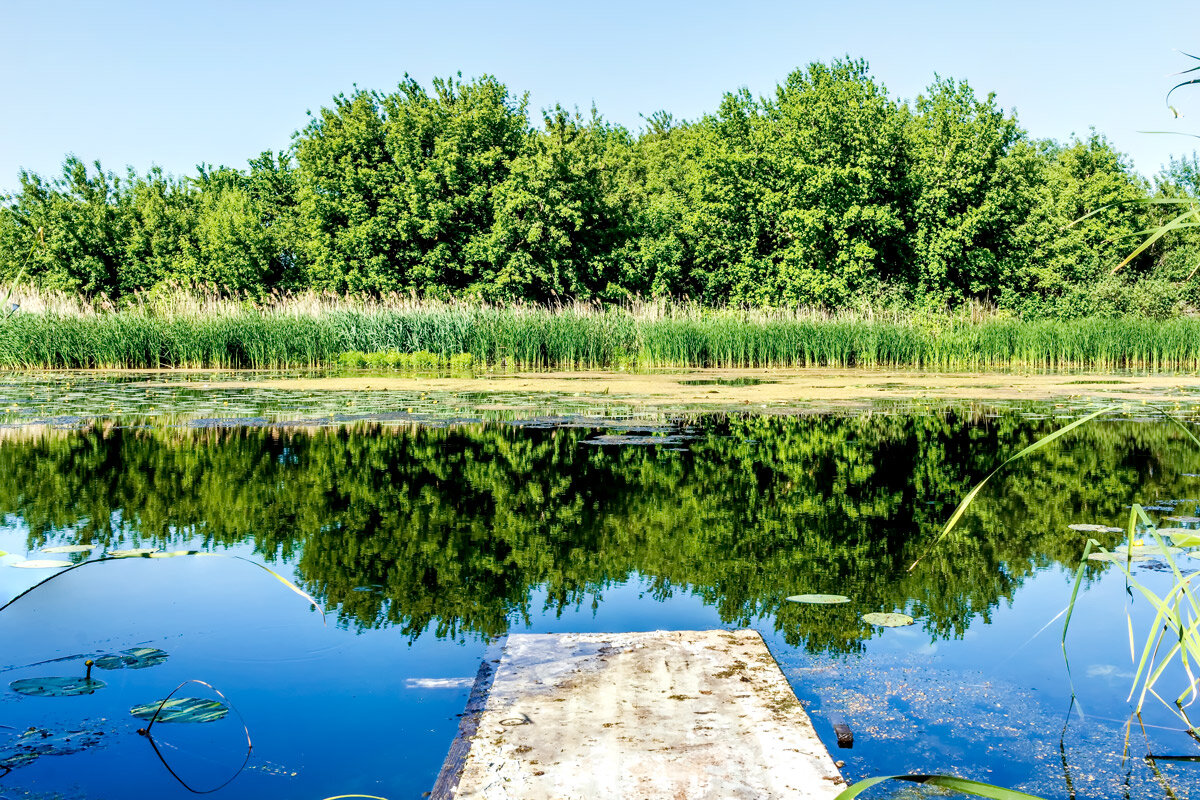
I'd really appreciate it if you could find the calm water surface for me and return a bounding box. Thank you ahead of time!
[1,377,1199,799]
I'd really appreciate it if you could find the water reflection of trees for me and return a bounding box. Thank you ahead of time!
[0,413,1193,653]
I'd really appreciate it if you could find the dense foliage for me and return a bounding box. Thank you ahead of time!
[4,414,1193,651]
[2,60,1197,315]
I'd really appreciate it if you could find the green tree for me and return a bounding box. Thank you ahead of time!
[120,166,197,292]
[487,107,636,300]
[755,59,908,306]
[295,74,529,294]
[904,77,1029,306]
[628,59,909,307]
[0,158,131,295]
[1006,134,1151,315]
[183,167,275,290]
[624,94,762,302]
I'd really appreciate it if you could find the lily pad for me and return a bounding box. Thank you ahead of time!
[10,559,70,569]
[1163,515,1200,523]
[130,697,229,724]
[10,676,105,697]
[40,545,94,554]
[1154,527,1195,536]
[786,594,851,604]
[1116,543,1185,557]
[94,647,168,671]
[863,612,915,627]
[108,548,159,557]
[1067,524,1123,533]
[1087,551,1150,563]
[1163,532,1200,548]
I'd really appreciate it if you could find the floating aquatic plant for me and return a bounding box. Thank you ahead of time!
[135,679,252,794]
[786,594,850,604]
[1086,551,1150,563]
[10,658,103,697]
[1115,543,1185,557]
[131,697,229,724]
[9,559,69,569]
[1067,523,1123,533]
[10,675,105,697]
[862,612,914,627]
[94,647,168,671]
[107,547,159,557]
[0,723,107,772]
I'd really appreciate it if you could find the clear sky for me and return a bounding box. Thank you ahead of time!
[2,0,1198,192]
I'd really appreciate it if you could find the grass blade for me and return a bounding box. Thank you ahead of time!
[908,408,1110,571]
[1113,207,1200,273]
[835,774,1048,800]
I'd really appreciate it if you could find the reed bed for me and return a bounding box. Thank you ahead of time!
[0,288,1196,370]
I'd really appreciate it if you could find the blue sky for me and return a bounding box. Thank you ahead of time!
[2,1,1198,191]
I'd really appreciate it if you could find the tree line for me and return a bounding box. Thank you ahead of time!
[2,58,1198,315]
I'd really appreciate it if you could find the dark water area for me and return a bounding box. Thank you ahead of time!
[1,401,1200,798]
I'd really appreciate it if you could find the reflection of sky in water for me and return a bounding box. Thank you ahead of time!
[0,376,1199,798]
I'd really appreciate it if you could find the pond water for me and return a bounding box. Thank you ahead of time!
[1,376,1199,799]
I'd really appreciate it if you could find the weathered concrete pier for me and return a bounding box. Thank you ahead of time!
[433,629,846,799]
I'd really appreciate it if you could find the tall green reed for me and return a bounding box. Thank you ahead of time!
[0,288,1199,370]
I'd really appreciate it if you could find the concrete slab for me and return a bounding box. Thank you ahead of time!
[434,629,846,799]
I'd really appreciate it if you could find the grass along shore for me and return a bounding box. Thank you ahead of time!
[0,289,1198,371]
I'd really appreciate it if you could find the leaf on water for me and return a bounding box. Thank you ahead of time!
[1067,524,1123,533]
[108,548,159,557]
[1163,515,1200,523]
[1154,527,1195,536]
[9,676,105,697]
[40,545,95,554]
[862,612,915,627]
[94,647,168,671]
[787,594,851,604]
[1,750,40,769]
[146,550,213,559]
[1087,551,1150,563]
[1164,532,1200,547]
[10,559,70,569]
[130,697,229,723]
[1116,543,1185,557]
